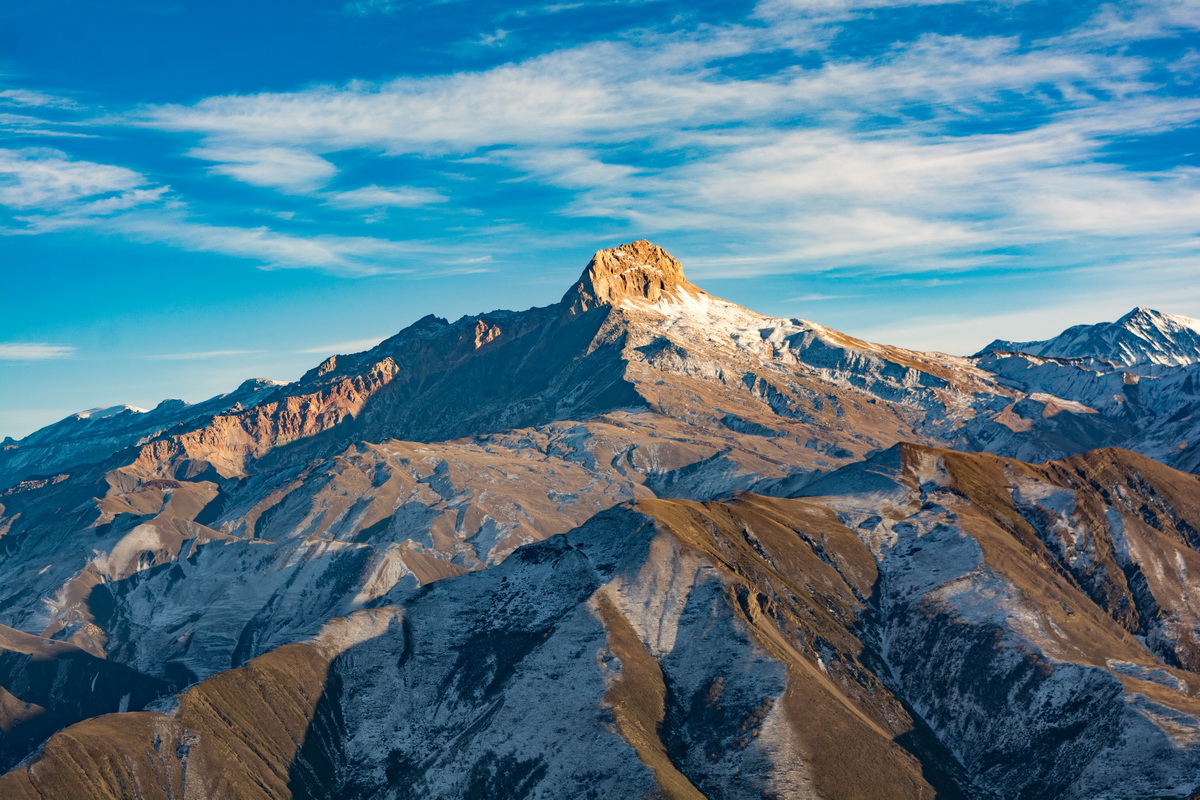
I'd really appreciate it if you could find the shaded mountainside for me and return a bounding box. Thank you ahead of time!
[0,625,169,773]
[3,241,1200,794]
[5,446,1200,799]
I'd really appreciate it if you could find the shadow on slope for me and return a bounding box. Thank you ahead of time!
[0,626,170,772]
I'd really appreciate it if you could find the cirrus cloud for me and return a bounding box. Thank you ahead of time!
[0,342,76,360]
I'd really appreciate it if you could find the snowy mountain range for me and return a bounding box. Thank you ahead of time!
[978,306,1200,369]
[2,241,1200,799]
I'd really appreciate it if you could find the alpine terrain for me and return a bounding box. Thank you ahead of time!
[2,241,1200,799]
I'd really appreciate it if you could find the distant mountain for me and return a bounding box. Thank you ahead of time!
[3,242,1200,797]
[0,378,286,488]
[977,307,1200,368]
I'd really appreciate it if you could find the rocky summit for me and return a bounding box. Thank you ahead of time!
[563,239,705,314]
[3,243,1200,799]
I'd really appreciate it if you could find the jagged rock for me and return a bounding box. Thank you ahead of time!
[562,239,704,315]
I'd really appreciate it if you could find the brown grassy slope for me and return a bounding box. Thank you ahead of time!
[0,626,170,772]
[595,591,708,800]
[623,496,936,800]
[0,611,396,800]
[10,446,1200,798]
[1,494,937,800]
[935,445,1200,677]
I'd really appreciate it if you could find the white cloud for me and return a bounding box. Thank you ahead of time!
[0,112,97,139]
[764,0,988,8]
[1021,168,1200,236]
[477,29,510,47]
[344,0,402,16]
[75,186,172,216]
[134,29,1160,183]
[753,0,995,25]
[501,148,641,190]
[188,146,337,193]
[0,148,150,210]
[0,342,76,360]
[1064,0,1200,44]
[552,93,1200,273]
[110,213,416,274]
[787,293,858,301]
[0,89,79,109]
[325,185,447,208]
[59,0,1200,283]
[0,149,449,276]
[144,68,618,153]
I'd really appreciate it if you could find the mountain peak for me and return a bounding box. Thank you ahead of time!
[562,240,704,315]
[1119,306,1158,322]
[977,306,1200,367]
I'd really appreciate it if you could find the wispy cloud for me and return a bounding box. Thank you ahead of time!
[0,112,97,139]
[325,185,447,208]
[0,342,76,360]
[188,145,337,193]
[137,30,1157,155]
[343,0,402,16]
[123,14,1200,280]
[787,293,859,301]
[0,89,79,110]
[476,29,510,47]
[0,147,440,274]
[6,0,1193,295]
[110,213,417,274]
[0,147,153,210]
[1062,0,1200,44]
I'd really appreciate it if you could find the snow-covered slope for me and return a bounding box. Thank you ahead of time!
[5,446,1200,799]
[979,307,1200,368]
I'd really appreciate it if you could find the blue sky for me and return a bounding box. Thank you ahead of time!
[2,0,1198,438]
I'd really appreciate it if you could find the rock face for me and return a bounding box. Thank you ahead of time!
[2,242,1200,797]
[0,379,285,489]
[979,306,1200,368]
[562,239,704,315]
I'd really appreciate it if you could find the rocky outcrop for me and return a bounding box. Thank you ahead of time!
[0,379,284,489]
[562,239,706,315]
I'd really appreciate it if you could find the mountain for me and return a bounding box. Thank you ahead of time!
[3,241,1200,797]
[0,379,286,489]
[978,307,1200,369]
[4,445,1200,799]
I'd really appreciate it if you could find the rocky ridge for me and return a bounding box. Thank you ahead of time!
[979,306,1200,369]
[2,242,1200,797]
